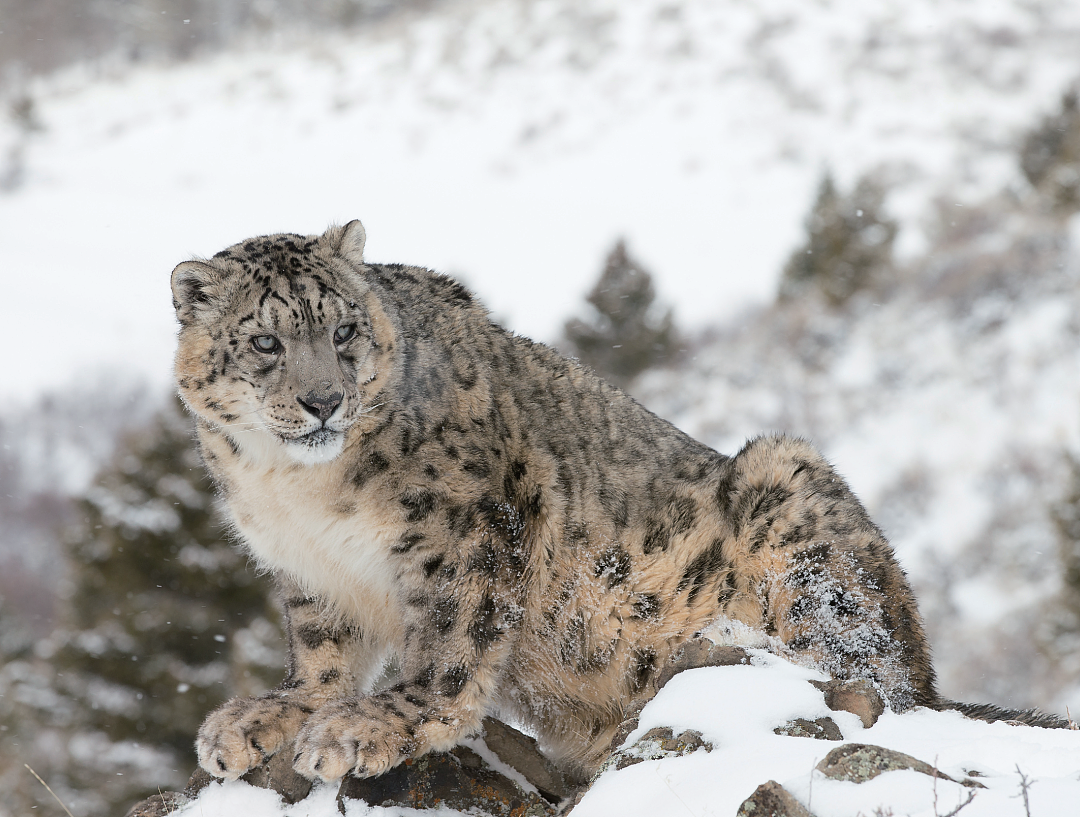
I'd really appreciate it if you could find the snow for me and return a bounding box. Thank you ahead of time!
[172,653,1080,817]
[182,776,336,817]
[3,0,1080,405]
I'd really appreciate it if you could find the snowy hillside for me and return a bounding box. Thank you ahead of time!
[3,0,1080,404]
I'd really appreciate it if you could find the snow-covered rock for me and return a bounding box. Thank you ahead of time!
[162,652,1080,817]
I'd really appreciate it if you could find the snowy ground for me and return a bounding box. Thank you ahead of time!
[3,0,1080,405]
[174,653,1080,817]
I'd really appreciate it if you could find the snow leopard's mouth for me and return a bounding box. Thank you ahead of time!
[281,427,346,465]
[291,427,341,448]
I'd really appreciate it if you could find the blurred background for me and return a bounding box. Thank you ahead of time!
[1,1,1079,814]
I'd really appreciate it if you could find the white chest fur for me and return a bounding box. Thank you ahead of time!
[212,431,405,649]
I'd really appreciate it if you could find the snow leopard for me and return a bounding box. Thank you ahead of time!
[170,221,1062,786]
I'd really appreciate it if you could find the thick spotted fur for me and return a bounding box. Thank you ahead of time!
[171,222,1063,785]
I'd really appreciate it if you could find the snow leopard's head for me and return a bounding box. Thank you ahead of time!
[170,220,395,465]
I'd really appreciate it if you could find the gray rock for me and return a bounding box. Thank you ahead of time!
[815,743,953,784]
[654,640,751,691]
[598,726,712,774]
[773,717,843,741]
[185,767,214,799]
[811,678,886,728]
[482,716,581,802]
[336,745,553,816]
[736,780,816,817]
[122,791,190,817]
[239,744,313,804]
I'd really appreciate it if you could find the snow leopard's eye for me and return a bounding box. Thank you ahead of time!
[334,324,357,345]
[251,335,281,354]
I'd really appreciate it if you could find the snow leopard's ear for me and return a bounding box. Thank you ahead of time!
[335,220,367,267]
[171,260,224,325]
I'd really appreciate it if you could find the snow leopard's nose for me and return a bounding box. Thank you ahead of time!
[297,390,343,422]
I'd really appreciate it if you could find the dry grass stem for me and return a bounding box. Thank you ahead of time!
[1015,764,1034,817]
[24,764,76,817]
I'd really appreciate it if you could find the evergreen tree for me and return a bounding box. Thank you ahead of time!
[779,173,898,306]
[1019,88,1080,216]
[28,396,285,816]
[563,239,681,389]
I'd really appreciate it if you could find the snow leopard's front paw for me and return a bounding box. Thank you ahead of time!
[196,695,312,780]
[292,697,420,782]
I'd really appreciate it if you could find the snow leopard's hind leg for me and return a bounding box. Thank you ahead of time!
[717,434,937,712]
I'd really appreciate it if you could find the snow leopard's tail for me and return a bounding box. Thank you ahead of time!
[935,699,1076,730]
